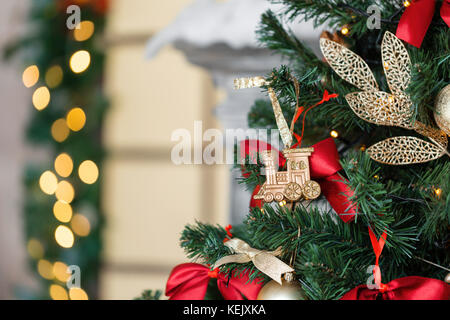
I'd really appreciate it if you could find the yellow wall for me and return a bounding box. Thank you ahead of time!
[100,0,229,299]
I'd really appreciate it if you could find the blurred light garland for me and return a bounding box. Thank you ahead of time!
[5,0,109,299]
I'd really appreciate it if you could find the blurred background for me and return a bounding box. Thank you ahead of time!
[0,0,320,299]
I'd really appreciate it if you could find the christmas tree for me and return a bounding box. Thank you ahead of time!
[146,0,450,300]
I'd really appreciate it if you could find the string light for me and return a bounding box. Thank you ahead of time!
[71,214,91,237]
[54,153,73,178]
[388,95,395,103]
[434,188,442,198]
[51,118,70,142]
[66,107,86,132]
[70,50,91,74]
[279,200,286,207]
[74,21,95,42]
[39,171,58,195]
[78,160,99,184]
[55,180,75,203]
[53,200,73,223]
[55,225,75,248]
[22,65,39,88]
[37,259,54,280]
[49,284,69,300]
[403,1,411,7]
[69,287,89,300]
[45,65,63,89]
[32,86,51,110]
[340,26,349,35]
[360,144,366,151]
[330,130,339,138]
[27,238,44,259]
[53,262,70,282]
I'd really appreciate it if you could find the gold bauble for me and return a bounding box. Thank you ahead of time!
[434,84,450,136]
[445,273,450,284]
[257,279,308,300]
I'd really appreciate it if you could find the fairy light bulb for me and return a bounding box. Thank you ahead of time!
[434,188,442,198]
[330,130,339,138]
[341,26,349,35]
[403,1,411,7]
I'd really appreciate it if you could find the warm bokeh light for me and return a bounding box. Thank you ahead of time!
[330,130,339,138]
[27,239,44,259]
[51,118,70,142]
[434,188,442,198]
[37,259,54,280]
[53,200,73,223]
[66,107,86,132]
[403,0,411,7]
[49,284,69,300]
[32,86,51,110]
[69,287,89,300]
[53,262,70,282]
[45,65,63,88]
[74,21,95,42]
[39,170,58,195]
[55,225,75,248]
[54,153,73,178]
[78,160,99,184]
[22,65,40,88]
[341,26,349,35]
[70,50,91,73]
[71,214,91,237]
[55,180,75,203]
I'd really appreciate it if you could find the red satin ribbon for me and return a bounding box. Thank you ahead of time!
[368,227,388,292]
[165,263,263,300]
[341,276,450,300]
[396,0,450,48]
[241,138,357,223]
[223,225,233,243]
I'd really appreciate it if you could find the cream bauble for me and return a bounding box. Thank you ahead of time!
[434,84,450,136]
[445,273,450,284]
[257,278,308,300]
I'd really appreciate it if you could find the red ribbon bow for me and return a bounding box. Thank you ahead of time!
[341,276,450,300]
[396,0,450,48]
[241,138,357,223]
[165,263,263,300]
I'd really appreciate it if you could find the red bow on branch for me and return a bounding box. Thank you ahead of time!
[341,276,450,300]
[165,263,263,300]
[396,0,450,48]
[241,138,357,223]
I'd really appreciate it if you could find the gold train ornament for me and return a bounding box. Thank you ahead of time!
[253,148,321,203]
[234,76,321,203]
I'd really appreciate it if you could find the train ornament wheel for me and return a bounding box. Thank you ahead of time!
[302,180,321,200]
[274,192,284,202]
[264,192,274,202]
[284,182,302,201]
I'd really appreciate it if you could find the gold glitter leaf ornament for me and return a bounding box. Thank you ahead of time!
[367,136,447,165]
[320,31,449,165]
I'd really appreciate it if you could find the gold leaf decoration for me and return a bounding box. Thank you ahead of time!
[413,121,448,149]
[345,91,414,129]
[321,31,449,165]
[381,31,411,95]
[367,136,445,165]
[320,38,378,91]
